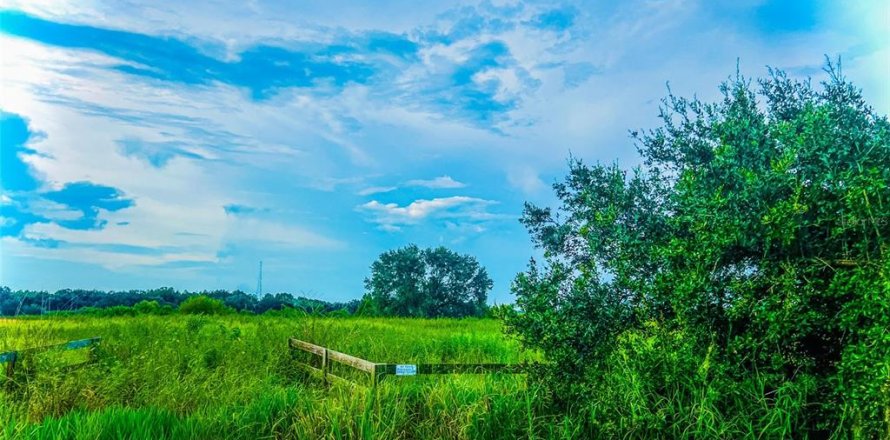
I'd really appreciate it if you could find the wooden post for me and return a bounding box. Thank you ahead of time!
[371,363,377,387]
[322,348,329,384]
[4,352,16,390]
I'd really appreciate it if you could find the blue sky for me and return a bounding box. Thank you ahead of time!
[1,0,887,303]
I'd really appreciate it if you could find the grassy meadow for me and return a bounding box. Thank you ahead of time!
[3,310,883,439]
[0,315,562,440]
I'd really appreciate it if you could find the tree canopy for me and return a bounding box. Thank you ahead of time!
[507,63,889,436]
[363,244,492,317]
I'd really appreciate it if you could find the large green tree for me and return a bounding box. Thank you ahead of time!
[364,244,493,317]
[507,63,889,436]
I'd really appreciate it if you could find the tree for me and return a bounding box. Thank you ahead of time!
[364,244,493,317]
[507,62,889,436]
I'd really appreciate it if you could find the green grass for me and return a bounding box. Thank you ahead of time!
[2,315,857,439]
[1,315,551,439]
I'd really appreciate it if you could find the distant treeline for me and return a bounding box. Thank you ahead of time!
[0,286,361,316]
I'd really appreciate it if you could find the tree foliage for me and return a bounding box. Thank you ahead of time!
[0,286,361,316]
[507,62,889,436]
[364,244,493,317]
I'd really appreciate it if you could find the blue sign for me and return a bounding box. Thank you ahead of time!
[395,364,417,376]
[66,339,97,350]
[0,351,16,363]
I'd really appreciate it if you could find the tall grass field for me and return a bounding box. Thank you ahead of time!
[1,315,558,439]
[2,312,885,438]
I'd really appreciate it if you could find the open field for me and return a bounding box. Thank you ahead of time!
[1,315,560,440]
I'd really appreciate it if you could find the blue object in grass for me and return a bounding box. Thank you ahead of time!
[395,364,417,376]
[66,338,98,350]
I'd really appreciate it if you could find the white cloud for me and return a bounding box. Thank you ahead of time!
[355,176,466,197]
[358,196,497,230]
[0,36,347,269]
[405,175,466,189]
[357,186,397,196]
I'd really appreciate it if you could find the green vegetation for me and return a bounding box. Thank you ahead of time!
[507,63,889,437]
[0,287,361,317]
[177,296,235,316]
[2,62,887,439]
[363,244,493,318]
[1,315,545,439]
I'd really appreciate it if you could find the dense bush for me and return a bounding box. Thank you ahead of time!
[507,62,889,437]
[179,296,235,315]
[133,300,174,315]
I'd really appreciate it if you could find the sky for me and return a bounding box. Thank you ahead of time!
[0,0,887,303]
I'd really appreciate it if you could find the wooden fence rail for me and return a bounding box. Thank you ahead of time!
[1,337,101,387]
[288,338,522,387]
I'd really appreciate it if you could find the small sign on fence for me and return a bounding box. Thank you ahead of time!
[395,364,417,376]
[66,338,98,350]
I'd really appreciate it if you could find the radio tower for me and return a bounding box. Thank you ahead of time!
[255,260,263,298]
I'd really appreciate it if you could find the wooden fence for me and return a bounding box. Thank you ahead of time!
[288,338,521,387]
[1,337,101,387]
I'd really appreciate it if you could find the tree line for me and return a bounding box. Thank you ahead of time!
[2,245,494,319]
[0,286,361,316]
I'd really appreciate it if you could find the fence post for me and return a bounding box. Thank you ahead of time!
[371,363,377,387]
[4,352,16,390]
[322,348,329,384]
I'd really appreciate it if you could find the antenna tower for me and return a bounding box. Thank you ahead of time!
[255,260,263,298]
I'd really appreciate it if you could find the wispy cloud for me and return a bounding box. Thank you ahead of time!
[118,138,208,168]
[405,175,466,189]
[357,186,397,196]
[0,7,559,130]
[357,196,497,231]
[0,10,408,99]
[355,176,465,196]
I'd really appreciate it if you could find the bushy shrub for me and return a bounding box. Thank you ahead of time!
[578,322,817,437]
[133,300,175,315]
[507,62,889,437]
[179,295,234,315]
